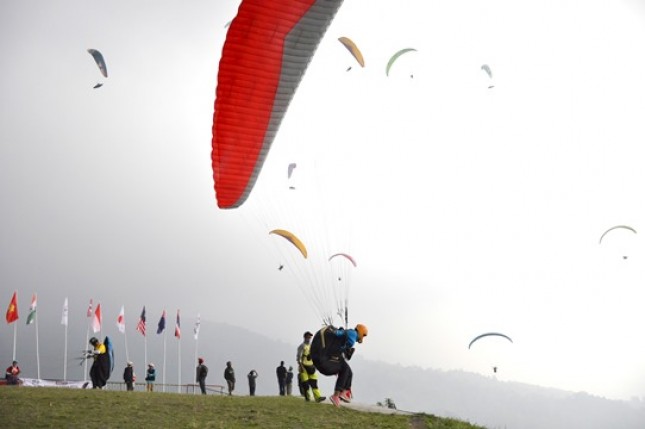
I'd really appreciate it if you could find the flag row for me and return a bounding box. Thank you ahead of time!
[4,292,202,340]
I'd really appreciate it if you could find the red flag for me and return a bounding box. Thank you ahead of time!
[92,303,102,333]
[6,292,18,324]
[87,299,93,318]
[136,306,146,336]
[174,309,181,339]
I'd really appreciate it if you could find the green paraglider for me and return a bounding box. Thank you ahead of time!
[386,48,417,76]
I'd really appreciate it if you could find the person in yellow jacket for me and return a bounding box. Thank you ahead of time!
[88,337,108,389]
[296,331,325,402]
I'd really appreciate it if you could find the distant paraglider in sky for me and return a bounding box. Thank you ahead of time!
[386,48,417,77]
[87,49,108,78]
[468,332,513,349]
[598,225,637,244]
[328,252,357,267]
[269,229,308,259]
[338,36,365,68]
[599,225,637,259]
[88,48,107,89]
[211,0,344,209]
[328,252,357,326]
[287,162,297,190]
[287,163,297,180]
[481,64,494,88]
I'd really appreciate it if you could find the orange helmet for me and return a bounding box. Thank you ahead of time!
[355,324,368,343]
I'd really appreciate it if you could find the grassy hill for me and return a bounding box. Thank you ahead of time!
[1,387,485,428]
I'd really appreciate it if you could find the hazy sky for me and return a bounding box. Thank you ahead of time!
[2,0,645,402]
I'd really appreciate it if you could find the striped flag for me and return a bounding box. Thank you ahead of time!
[174,310,181,339]
[87,299,93,318]
[26,293,37,325]
[136,306,146,336]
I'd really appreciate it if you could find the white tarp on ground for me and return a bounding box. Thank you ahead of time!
[20,378,90,389]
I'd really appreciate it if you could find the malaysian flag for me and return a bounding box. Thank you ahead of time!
[136,306,146,336]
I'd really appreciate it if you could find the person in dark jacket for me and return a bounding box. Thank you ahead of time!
[224,361,235,395]
[145,363,156,392]
[196,357,208,394]
[247,369,258,396]
[312,324,368,407]
[276,361,287,396]
[123,361,135,391]
[88,337,109,389]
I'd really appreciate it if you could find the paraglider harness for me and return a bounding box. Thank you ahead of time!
[310,325,354,376]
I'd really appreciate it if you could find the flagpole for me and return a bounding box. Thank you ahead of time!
[12,323,17,362]
[84,323,89,382]
[193,313,200,395]
[63,319,68,381]
[35,311,41,379]
[162,331,167,393]
[124,328,129,362]
[193,337,198,395]
[84,299,92,382]
[144,335,148,374]
[177,337,181,394]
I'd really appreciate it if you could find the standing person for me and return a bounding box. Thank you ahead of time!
[296,331,325,402]
[276,361,287,396]
[5,361,21,385]
[145,363,156,392]
[285,366,294,395]
[311,324,368,407]
[247,369,258,396]
[88,337,109,389]
[224,361,235,396]
[196,357,208,395]
[123,362,135,391]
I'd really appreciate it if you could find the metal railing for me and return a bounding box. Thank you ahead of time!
[106,381,226,395]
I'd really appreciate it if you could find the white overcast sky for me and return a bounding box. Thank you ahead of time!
[2,0,645,401]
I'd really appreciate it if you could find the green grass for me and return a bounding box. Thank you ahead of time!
[0,387,486,428]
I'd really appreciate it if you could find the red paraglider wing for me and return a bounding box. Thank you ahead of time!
[212,0,344,209]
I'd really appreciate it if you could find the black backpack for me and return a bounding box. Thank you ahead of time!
[310,325,345,362]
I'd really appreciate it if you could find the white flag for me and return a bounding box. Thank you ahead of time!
[193,314,201,340]
[116,305,125,334]
[61,297,68,326]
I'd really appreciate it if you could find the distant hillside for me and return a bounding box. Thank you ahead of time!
[3,319,645,429]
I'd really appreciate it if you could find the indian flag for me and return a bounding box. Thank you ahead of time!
[26,293,37,325]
